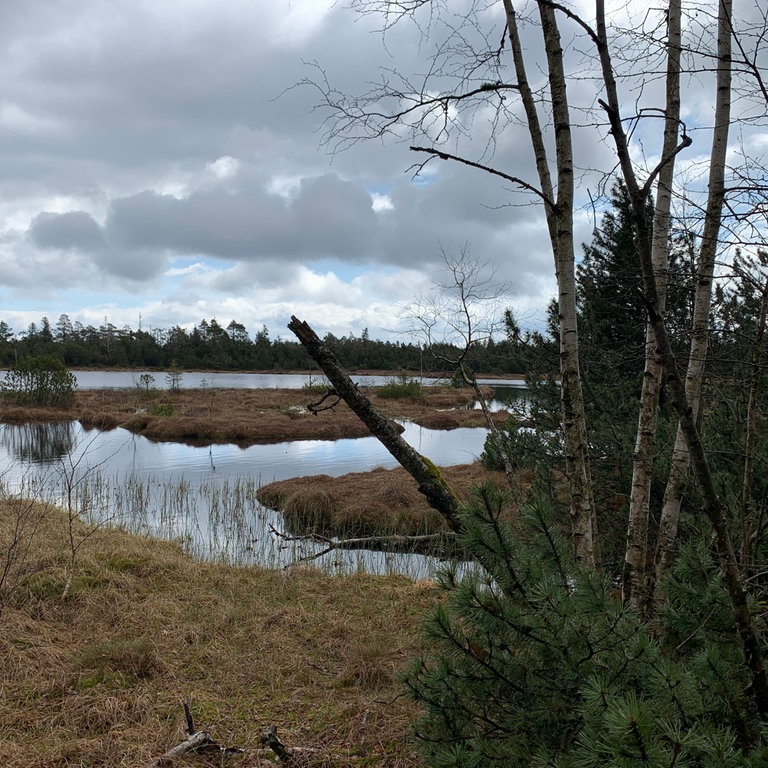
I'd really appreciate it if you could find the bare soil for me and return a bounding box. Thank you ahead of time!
[0,385,509,446]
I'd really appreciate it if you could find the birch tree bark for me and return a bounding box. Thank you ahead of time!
[651,0,733,605]
[586,0,768,714]
[503,0,598,569]
[622,0,682,611]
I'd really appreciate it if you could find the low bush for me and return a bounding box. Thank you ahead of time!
[0,356,76,407]
[378,375,422,400]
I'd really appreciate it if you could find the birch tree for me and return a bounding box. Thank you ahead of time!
[308,0,599,566]
[650,0,733,606]
[303,0,767,608]
[622,0,682,610]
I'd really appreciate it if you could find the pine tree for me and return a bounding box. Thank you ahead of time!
[405,484,768,766]
[484,181,693,568]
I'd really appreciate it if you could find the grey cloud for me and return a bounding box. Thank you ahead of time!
[93,246,167,282]
[289,174,378,258]
[28,210,104,251]
[23,207,167,282]
[103,174,378,263]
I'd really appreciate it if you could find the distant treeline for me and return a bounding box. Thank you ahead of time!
[0,315,529,375]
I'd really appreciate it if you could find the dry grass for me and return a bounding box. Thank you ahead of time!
[257,463,516,538]
[1,386,508,446]
[0,504,437,767]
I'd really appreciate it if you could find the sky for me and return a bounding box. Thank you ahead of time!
[0,0,762,344]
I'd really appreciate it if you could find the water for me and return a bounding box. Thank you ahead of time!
[31,370,527,391]
[0,420,491,577]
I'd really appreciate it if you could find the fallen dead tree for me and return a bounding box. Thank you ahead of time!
[288,316,464,532]
[150,704,344,767]
[149,702,243,766]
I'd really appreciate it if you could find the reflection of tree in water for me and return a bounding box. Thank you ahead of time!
[0,422,76,464]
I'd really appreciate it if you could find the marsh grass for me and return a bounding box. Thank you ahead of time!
[11,464,464,577]
[258,464,512,540]
[377,376,422,400]
[1,385,499,444]
[0,505,435,767]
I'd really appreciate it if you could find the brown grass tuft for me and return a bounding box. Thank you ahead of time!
[0,503,437,767]
[283,489,337,534]
[258,463,515,540]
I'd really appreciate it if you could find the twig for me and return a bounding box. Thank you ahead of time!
[183,699,195,735]
[308,388,342,414]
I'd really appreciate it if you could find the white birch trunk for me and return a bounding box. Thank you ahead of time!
[622,0,681,612]
[652,0,732,605]
[504,0,597,568]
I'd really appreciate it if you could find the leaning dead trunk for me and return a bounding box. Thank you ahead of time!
[288,316,464,532]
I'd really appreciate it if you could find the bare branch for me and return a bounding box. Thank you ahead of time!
[409,145,555,209]
[271,525,460,561]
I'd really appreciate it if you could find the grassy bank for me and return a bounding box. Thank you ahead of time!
[0,502,435,767]
[0,385,509,445]
[258,464,518,539]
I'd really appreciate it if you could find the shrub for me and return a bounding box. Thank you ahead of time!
[378,374,422,399]
[481,422,553,471]
[0,356,76,407]
[149,402,174,417]
[404,485,768,767]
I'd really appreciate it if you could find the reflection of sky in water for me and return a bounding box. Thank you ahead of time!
[0,421,487,482]
[23,369,528,391]
[0,420,489,577]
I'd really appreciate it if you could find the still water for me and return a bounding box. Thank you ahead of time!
[0,419,492,577]
[57,369,526,391]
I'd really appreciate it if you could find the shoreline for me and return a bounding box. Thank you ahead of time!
[0,384,512,446]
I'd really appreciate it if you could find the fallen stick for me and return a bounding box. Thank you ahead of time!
[149,701,243,766]
[150,730,215,766]
[271,524,461,560]
[260,725,323,766]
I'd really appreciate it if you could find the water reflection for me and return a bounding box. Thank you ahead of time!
[0,420,488,578]
[6,369,528,392]
[0,421,76,464]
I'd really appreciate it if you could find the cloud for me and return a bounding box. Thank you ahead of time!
[28,210,104,251]
[1,0,754,342]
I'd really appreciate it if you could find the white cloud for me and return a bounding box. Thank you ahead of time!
[207,155,241,180]
[0,0,761,343]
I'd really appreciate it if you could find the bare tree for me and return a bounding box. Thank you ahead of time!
[651,0,734,606]
[305,0,600,566]
[502,0,599,567]
[408,247,519,484]
[622,0,682,611]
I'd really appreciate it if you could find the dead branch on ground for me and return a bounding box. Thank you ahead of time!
[271,524,461,561]
[149,701,243,766]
